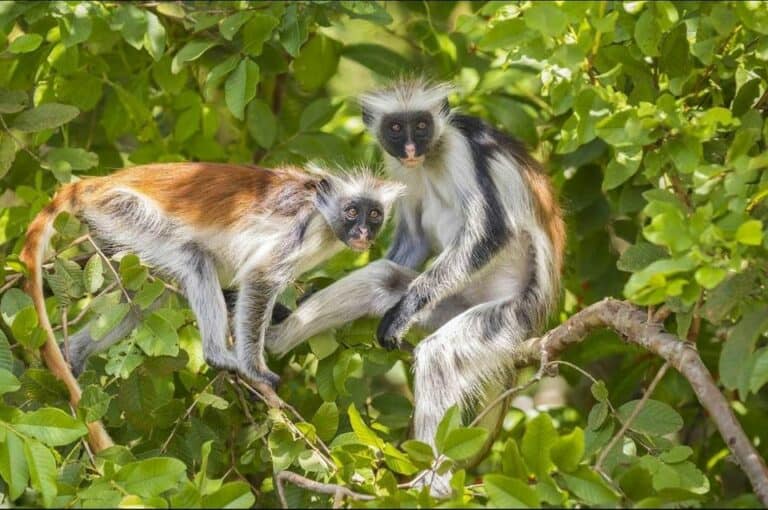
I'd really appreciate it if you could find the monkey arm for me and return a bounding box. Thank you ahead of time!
[386,198,430,270]
[377,199,511,349]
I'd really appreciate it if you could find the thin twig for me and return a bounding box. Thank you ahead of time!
[160,372,224,453]
[86,235,138,317]
[595,361,670,472]
[0,114,43,164]
[274,471,374,509]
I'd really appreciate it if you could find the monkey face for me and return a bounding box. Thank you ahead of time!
[340,198,384,251]
[379,112,434,168]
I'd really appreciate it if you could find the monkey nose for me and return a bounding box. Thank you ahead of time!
[358,226,369,239]
[405,143,416,158]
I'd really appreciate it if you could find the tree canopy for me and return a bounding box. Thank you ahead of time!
[1,1,768,507]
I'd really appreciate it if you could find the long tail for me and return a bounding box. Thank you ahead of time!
[19,182,114,452]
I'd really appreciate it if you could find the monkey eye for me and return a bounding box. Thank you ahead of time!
[417,121,427,130]
[345,207,358,220]
[390,123,402,132]
[369,209,381,220]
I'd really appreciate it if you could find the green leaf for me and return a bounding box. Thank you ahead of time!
[616,399,683,436]
[590,380,609,402]
[202,481,256,508]
[144,11,166,61]
[119,254,148,290]
[617,242,668,272]
[434,405,462,453]
[45,147,98,173]
[9,33,43,53]
[113,458,187,497]
[24,438,58,506]
[299,98,339,132]
[219,11,254,41]
[0,331,13,372]
[1,288,32,326]
[382,443,419,475]
[720,305,768,393]
[694,266,727,290]
[134,280,166,310]
[0,134,16,178]
[83,254,105,293]
[587,402,609,430]
[293,35,342,91]
[341,44,411,76]
[603,146,642,190]
[660,445,693,464]
[225,58,260,120]
[279,3,309,57]
[246,99,277,149]
[11,103,80,132]
[0,89,29,113]
[241,14,280,56]
[634,9,661,56]
[735,220,763,246]
[521,413,557,478]
[401,440,434,465]
[0,431,29,500]
[15,407,88,446]
[135,311,179,357]
[79,385,112,423]
[89,302,130,341]
[311,402,339,442]
[0,368,21,395]
[559,466,620,506]
[550,428,585,473]
[12,307,42,349]
[347,404,384,450]
[171,40,218,74]
[484,473,540,508]
[524,3,569,37]
[442,427,489,461]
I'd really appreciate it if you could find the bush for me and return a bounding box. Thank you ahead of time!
[0,1,767,507]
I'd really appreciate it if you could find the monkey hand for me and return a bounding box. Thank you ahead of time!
[377,297,416,350]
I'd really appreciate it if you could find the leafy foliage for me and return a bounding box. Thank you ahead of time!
[0,1,767,507]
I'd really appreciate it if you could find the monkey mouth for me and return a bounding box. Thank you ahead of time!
[400,156,425,168]
[348,239,372,251]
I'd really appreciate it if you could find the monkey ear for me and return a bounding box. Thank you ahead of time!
[316,177,333,195]
[377,181,406,207]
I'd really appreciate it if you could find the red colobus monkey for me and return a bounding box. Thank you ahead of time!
[267,80,565,495]
[21,162,402,451]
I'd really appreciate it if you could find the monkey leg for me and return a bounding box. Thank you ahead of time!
[233,277,282,388]
[412,298,529,497]
[265,260,418,358]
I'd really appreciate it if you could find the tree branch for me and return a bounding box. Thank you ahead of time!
[514,298,768,506]
[274,470,374,509]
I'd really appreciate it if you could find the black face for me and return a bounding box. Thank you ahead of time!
[339,197,384,251]
[378,111,434,164]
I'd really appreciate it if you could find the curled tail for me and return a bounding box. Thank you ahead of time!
[19,182,114,452]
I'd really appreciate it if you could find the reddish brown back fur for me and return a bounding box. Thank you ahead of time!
[520,162,566,277]
[95,162,318,228]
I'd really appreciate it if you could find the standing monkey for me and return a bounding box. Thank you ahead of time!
[20,162,402,451]
[267,80,565,495]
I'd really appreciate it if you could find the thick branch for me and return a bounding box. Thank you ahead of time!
[516,298,768,506]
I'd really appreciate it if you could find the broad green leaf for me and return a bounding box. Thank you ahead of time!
[246,99,277,149]
[0,89,29,113]
[550,427,585,473]
[294,35,342,91]
[113,458,187,497]
[559,466,620,506]
[225,58,260,120]
[204,55,239,101]
[484,473,540,508]
[171,40,218,74]
[135,311,179,357]
[79,385,112,423]
[590,380,609,402]
[694,266,727,290]
[24,438,58,506]
[401,440,434,465]
[89,302,130,341]
[134,280,166,309]
[9,33,43,53]
[0,331,13,372]
[219,11,254,40]
[11,103,80,132]
[634,9,661,56]
[720,305,768,394]
[524,3,569,37]
[0,132,17,179]
[442,427,489,461]
[202,481,256,508]
[15,407,88,446]
[382,443,419,475]
[241,14,279,56]
[0,368,21,395]
[12,306,42,349]
[735,220,763,246]
[144,11,166,61]
[1,287,32,326]
[45,147,98,172]
[522,413,557,478]
[0,431,29,500]
[119,254,148,290]
[660,445,693,464]
[616,399,683,436]
[347,404,385,450]
[299,98,339,132]
[83,254,105,293]
[434,405,462,453]
[603,146,642,190]
[311,402,339,442]
[279,3,309,57]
